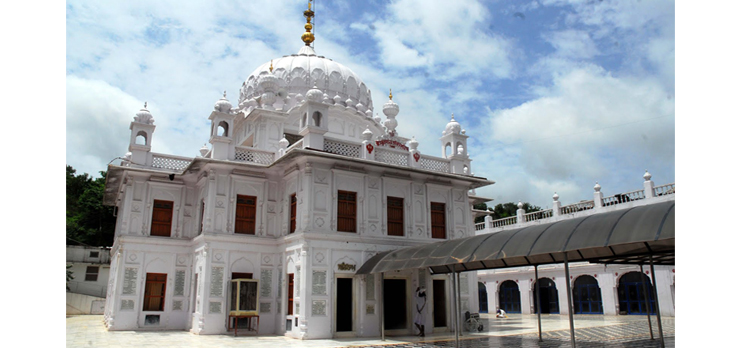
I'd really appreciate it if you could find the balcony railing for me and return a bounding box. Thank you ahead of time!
[151,153,191,171]
[234,147,275,165]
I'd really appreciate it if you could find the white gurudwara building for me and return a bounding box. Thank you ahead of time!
[102,2,494,338]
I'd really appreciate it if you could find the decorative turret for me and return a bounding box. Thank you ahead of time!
[208,92,236,160]
[382,89,399,137]
[440,113,472,175]
[128,102,156,166]
[298,83,328,150]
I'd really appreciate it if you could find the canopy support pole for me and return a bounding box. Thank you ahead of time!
[640,264,654,340]
[380,272,385,341]
[452,270,460,348]
[563,253,576,348]
[649,256,665,348]
[456,271,463,337]
[534,265,542,342]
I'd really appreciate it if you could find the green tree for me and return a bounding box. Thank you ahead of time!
[66,165,116,247]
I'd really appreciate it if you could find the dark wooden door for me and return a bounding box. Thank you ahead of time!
[150,200,173,237]
[387,197,404,236]
[431,202,446,239]
[235,195,256,234]
[287,273,294,315]
[337,191,357,232]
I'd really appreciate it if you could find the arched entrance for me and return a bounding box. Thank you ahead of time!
[572,275,603,314]
[498,280,521,313]
[618,272,656,315]
[535,278,559,314]
[478,282,488,313]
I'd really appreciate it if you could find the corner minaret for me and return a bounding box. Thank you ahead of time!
[208,91,235,160]
[128,102,155,166]
[440,113,472,175]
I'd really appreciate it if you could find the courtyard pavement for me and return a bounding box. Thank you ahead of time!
[66,313,674,347]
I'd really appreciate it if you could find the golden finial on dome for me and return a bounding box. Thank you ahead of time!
[269,60,273,72]
[302,0,315,46]
[389,89,393,100]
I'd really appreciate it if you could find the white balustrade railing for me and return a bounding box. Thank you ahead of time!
[151,153,191,171]
[654,183,675,196]
[419,155,450,173]
[285,139,304,153]
[323,139,360,158]
[491,216,517,228]
[560,201,595,215]
[475,222,485,231]
[524,209,553,222]
[602,189,645,206]
[375,148,409,166]
[234,147,275,165]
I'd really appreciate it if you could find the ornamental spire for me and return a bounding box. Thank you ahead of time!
[389,89,393,100]
[269,60,273,72]
[301,0,315,46]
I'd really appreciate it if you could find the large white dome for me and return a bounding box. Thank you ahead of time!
[239,46,373,114]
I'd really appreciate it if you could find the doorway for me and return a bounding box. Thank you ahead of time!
[336,277,354,333]
[433,279,447,328]
[536,278,559,314]
[383,278,408,331]
[618,272,656,315]
[572,275,603,314]
[478,282,488,313]
[499,280,521,313]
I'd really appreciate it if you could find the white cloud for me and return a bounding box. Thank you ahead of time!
[472,65,674,205]
[365,0,516,79]
[544,29,599,59]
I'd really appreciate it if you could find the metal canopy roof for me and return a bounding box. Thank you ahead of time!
[357,201,674,275]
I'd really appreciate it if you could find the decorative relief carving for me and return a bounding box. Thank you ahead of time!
[260,302,271,313]
[213,252,224,263]
[315,217,324,228]
[366,304,375,314]
[312,271,327,295]
[209,301,222,313]
[177,256,186,266]
[215,199,224,208]
[368,178,379,189]
[174,270,185,296]
[121,299,134,311]
[315,252,325,264]
[131,203,141,212]
[263,255,272,265]
[312,300,326,316]
[173,300,183,311]
[261,269,273,297]
[210,267,224,297]
[122,268,138,295]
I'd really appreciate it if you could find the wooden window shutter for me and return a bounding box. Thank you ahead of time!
[289,194,297,234]
[337,191,357,233]
[235,195,257,235]
[431,202,446,239]
[150,200,173,237]
[387,196,404,236]
[288,273,294,315]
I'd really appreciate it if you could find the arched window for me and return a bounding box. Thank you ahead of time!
[217,121,229,137]
[313,111,322,127]
[572,275,603,314]
[301,113,307,128]
[135,131,148,145]
[456,141,464,155]
[463,165,469,174]
[444,143,452,158]
[498,280,521,313]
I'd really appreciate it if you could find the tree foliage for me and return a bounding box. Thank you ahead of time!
[66,165,116,247]
[473,202,542,223]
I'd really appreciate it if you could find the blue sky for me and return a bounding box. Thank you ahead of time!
[66,0,675,208]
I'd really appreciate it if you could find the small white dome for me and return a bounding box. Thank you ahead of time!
[444,114,461,135]
[134,102,154,125]
[305,85,323,102]
[214,91,233,113]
